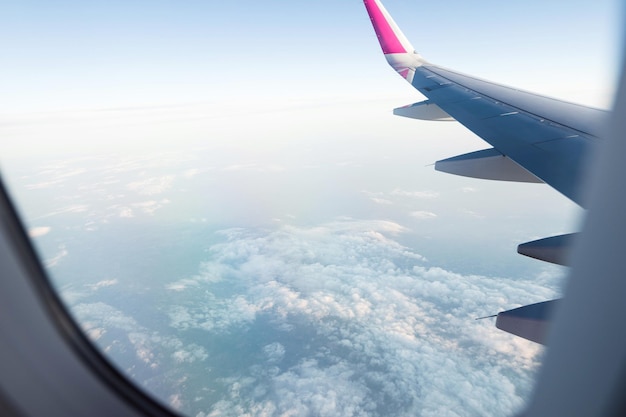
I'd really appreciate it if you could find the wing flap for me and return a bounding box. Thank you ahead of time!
[518,233,578,266]
[393,100,455,121]
[496,300,560,345]
[435,148,543,183]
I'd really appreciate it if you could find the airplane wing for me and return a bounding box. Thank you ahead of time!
[363,0,609,344]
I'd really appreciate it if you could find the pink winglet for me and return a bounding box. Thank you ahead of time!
[364,0,407,54]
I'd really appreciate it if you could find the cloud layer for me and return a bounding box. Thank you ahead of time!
[11,151,567,416]
[162,219,557,416]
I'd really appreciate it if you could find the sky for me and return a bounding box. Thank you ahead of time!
[0,0,623,416]
[1,0,619,115]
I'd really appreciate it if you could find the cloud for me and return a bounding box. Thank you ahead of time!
[18,147,557,415]
[182,168,203,178]
[361,191,393,205]
[25,180,63,190]
[362,189,439,206]
[23,167,88,190]
[131,199,170,215]
[181,167,215,179]
[89,279,119,290]
[168,296,258,332]
[165,219,558,417]
[410,210,438,219]
[28,226,51,238]
[127,175,174,195]
[72,302,209,372]
[391,189,440,199]
[14,153,189,235]
[369,197,393,205]
[36,204,89,220]
[119,207,134,218]
[165,278,199,292]
[169,393,184,411]
[223,164,286,173]
[458,208,485,219]
[263,343,285,364]
[45,245,68,267]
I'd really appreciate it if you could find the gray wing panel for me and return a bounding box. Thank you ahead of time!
[411,66,602,205]
[496,300,560,345]
[427,66,609,138]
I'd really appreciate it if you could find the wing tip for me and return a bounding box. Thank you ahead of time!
[363,0,414,55]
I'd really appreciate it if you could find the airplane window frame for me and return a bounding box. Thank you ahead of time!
[0,177,178,417]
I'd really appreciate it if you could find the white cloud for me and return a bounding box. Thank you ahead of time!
[59,287,90,305]
[269,359,374,416]
[127,175,174,195]
[223,164,286,173]
[361,189,441,211]
[458,208,485,219]
[169,393,184,410]
[370,197,393,205]
[168,219,558,417]
[410,210,438,219]
[119,207,134,218]
[89,279,118,289]
[24,167,85,189]
[45,245,68,267]
[264,165,286,173]
[131,199,170,215]
[28,226,51,238]
[172,346,209,364]
[391,189,440,199]
[72,302,209,372]
[263,343,285,364]
[85,327,106,341]
[25,180,63,190]
[165,279,197,292]
[223,163,256,171]
[168,295,258,332]
[19,149,560,415]
[36,204,89,220]
[183,168,201,178]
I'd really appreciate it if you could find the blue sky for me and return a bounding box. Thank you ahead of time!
[1,0,619,116]
[1,0,619,280]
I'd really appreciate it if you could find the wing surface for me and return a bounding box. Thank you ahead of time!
[363,0,611,344]
[364,0,608,207]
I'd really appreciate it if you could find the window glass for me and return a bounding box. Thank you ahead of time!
[0,1,617,416]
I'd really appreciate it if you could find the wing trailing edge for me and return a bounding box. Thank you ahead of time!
[393,100,455,121]
[435,148,544,183]
[518,233,577,266]
[496,300,560,345]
